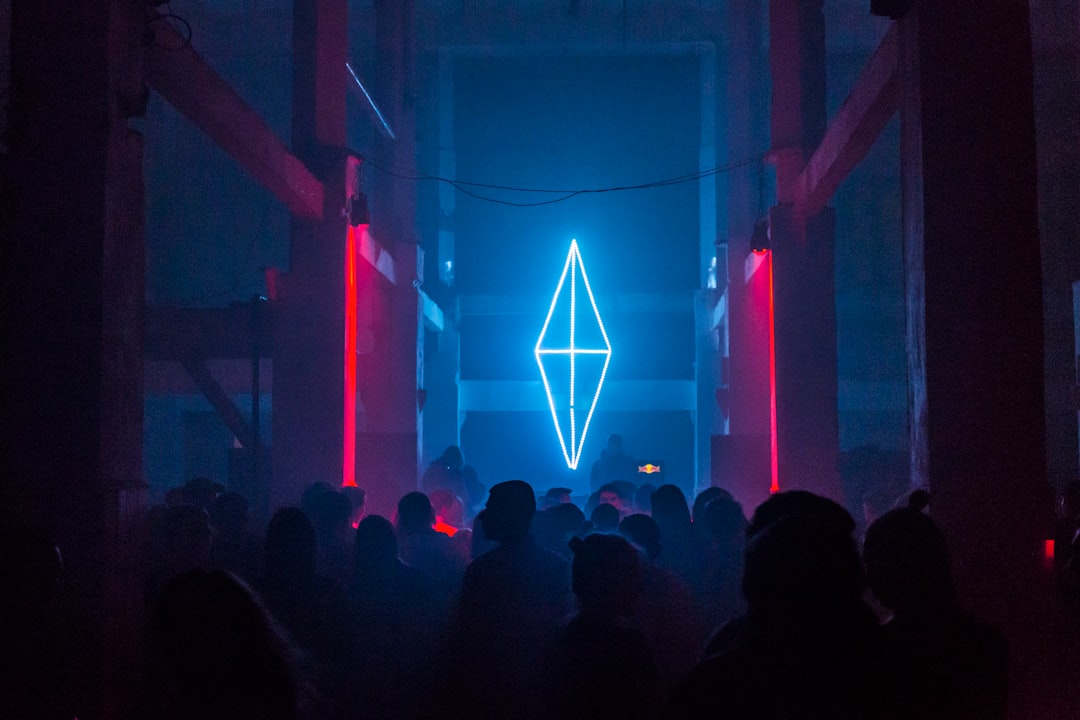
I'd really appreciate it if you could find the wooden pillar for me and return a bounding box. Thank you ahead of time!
[714,0,773,512]
[3,1,146,717]
[770,204,840,499]
[1031,0,1080,490]
[899,4,1059,717]
[271,0,351,510]
[767,0,841,501]
[357,248,422,518]
[356,0,422,518]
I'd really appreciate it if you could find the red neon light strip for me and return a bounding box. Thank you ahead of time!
[767,250,779,494]
[342,224,360,488]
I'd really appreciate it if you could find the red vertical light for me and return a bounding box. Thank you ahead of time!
[342,224,360,488]
[767,250,779,494]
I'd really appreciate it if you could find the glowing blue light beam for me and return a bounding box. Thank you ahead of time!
[535,239,612,469]
[346,62,396,140]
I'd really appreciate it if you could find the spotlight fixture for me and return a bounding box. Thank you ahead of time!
[750,217,770,254]
[348,192,370,227]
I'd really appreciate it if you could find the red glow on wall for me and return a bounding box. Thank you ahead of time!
[767,251,779,495]
[1045,538,1055,561]
[342,224,362,488]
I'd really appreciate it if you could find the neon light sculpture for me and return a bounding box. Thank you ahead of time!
[535,239,611,469]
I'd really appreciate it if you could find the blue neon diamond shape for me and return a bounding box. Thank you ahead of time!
[535,239,612,470]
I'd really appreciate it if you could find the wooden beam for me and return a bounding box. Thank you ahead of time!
[144,12,324,219]
[794,24,899,219]
[145,358,273,395]
[357,225,398,285]
[417,287,445,332]
[181,356,262,452]
[355,225,446,331]
[145,303,271,361]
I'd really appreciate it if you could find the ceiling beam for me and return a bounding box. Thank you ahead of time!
[144,11,325,219]
[794,23,899,219]
[145,302,271,361]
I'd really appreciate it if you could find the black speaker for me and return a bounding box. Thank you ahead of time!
[870,0,913,19]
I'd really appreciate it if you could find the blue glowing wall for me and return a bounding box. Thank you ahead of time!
[448,54,701,494]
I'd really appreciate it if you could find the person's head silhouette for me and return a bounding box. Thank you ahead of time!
[480,480,536,543]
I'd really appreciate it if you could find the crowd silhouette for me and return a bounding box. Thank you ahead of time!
[4,461,1044,720]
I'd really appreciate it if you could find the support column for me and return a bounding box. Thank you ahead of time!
[770,204,840,499]
[3,1,146,717]
[716,0,773,512]
[767,0,841,501]
[271,0,350,510]
[272,157,352,509]
[899,4,1058,717]
[1031,0,1080,490]
[356,0,421,518]
[357,246,422,518]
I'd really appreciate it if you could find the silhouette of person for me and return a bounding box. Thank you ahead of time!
[450,480,572,720]
[598,482,633,518]
[863,508,1007,720]
[429,488,466,537]
[179,475,223,511]
[0,525,78,720]
[257,507,348,707]
[618,513,703,699]
[696,494,748,631]
[590,501,621,533]
[134,569,310,720]
[541,486,573,510]
[346,515,441,720]
[543,533,659,720]
[209,491,260,583]
[395,491,466,614]
[535,502,588,562]
[306,488,353,586]
[1054,480,1080,599]
[590,434,639,493]
[145,503,214,604]
[668,491,891,720]
[691,486,731,522]
[649,484,699,588]
[422,445,485,518]
[342,485,367,529]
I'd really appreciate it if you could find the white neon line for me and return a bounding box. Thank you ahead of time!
[535,349,573,468]
[535,243,576,353]
[574,239,612,353]
[577,352,611,469]
[536,349,610,354]
[570,242,577,414]
[569,407,577,469]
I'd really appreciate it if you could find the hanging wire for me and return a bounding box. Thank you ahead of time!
[173,196,276,306]
[364,152,768,207]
